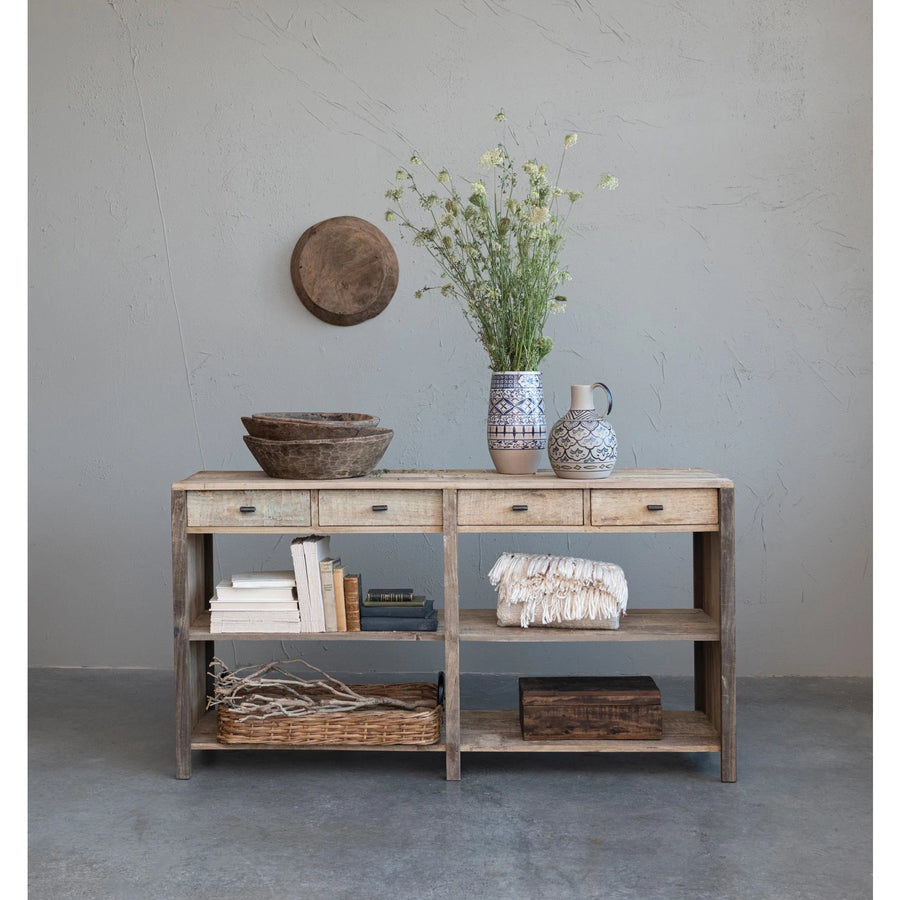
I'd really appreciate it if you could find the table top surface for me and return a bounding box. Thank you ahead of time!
[173,468,733,491]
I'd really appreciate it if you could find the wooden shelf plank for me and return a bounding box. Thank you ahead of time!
[190,609,718,642]
[459,608,719,642]
[190,610,445,642]
[191,709,446,751]
[460,709,720,752]
[192,710,718,754]
[174,468,734,491]
[186,525,443,535]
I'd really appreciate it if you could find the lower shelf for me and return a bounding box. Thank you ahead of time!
[460,709,720,752]
[191,709,719,754]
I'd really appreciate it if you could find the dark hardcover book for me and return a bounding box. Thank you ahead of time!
[362,594,427,608]
[360,612,438,632]
[366,588,415,602]
[360,597,434,618]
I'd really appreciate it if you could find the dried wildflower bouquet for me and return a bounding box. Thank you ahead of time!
[385,115,617,372]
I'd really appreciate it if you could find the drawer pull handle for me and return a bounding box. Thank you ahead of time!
[372,504,388,512]
[239,506,257,513]
[512,504,529,512]
[647,504,664,511]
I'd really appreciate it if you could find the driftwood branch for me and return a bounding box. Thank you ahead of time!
[207,657,433,722]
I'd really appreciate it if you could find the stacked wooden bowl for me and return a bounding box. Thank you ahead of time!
[242,413,392,479]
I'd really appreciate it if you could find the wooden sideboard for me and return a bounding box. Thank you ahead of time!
[172,468,735,782]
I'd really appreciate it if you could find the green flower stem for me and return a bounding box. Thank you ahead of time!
[385,119,616,371]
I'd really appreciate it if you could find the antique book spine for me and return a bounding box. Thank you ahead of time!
[359,597,433,618]
[320,558,340,633]
[343,574,361,632]
[365,588,415,602]
[333,564,347,632]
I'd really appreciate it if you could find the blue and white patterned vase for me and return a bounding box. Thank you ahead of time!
[487,371,547,475]
[548,382,617,479]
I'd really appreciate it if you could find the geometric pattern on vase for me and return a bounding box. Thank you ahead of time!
[548,409,618,477]
[487,371,547,451]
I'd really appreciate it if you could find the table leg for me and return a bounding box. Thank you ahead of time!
[172,491,208,780]
[694,488,737,783]
[443,490,461,781]
[718,487,737,783]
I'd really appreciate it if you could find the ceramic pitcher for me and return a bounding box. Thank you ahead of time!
[547,382,617,479]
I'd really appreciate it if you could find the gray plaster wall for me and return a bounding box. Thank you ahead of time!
[28,0,871,675]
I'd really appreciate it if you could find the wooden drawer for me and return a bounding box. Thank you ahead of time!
[318,490,443,527]
[591,489,718,527]
[458,490,583,527]
[186,490,311,527]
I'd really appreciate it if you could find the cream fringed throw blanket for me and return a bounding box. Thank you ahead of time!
[488,552,628,629]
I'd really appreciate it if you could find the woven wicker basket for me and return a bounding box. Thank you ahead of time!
[216,680,443,746]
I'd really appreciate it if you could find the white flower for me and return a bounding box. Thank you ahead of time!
[384,210,396,222]
[410,155,422,165]
[470,181,487,196]
[527,206,550,225]
[478,148,504,168]
[564,133,577,148]
[437,169,450,183]
[598,174,619,191]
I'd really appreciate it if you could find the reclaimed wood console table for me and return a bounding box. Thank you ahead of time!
[172,468,735,781]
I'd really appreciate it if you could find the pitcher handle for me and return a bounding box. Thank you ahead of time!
[591,383,613,417]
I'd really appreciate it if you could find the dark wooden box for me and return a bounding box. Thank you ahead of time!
[519,676,663,740]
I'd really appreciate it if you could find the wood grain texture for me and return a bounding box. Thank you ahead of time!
[719,487,737,783]
[243,430,393,480]
[591,488,718,526]
[519,676,662,740]
[171,468,735,781]
[318,489,442,527]
[290,216,398,326]
[173,468,734,491]
[172,491,207,779]
[443,489,461,781]
[460,608,719,641]
[187,490,311,527]
[460,709,719,752]
[457,489,583,526]
[191,610,445,641]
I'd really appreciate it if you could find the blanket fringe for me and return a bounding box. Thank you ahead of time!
[488,552,628,627]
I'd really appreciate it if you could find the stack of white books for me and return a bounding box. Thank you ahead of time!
[209,570,301,634]
[290,535,348,633]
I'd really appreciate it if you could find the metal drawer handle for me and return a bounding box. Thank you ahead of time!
[647,504,664,511]
[239,506,257,513]
[512,504,529,512]
[372,504,388,512]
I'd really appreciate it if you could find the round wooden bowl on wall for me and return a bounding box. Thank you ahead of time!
[290,216,399,326]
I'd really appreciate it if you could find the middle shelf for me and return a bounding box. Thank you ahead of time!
[190,607,719,642]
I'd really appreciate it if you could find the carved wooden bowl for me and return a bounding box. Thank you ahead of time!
[252,412,380,428]
[243,429,393,479]
[241,416,374,441]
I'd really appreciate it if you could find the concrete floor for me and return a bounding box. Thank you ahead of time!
[28,670,871,900]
